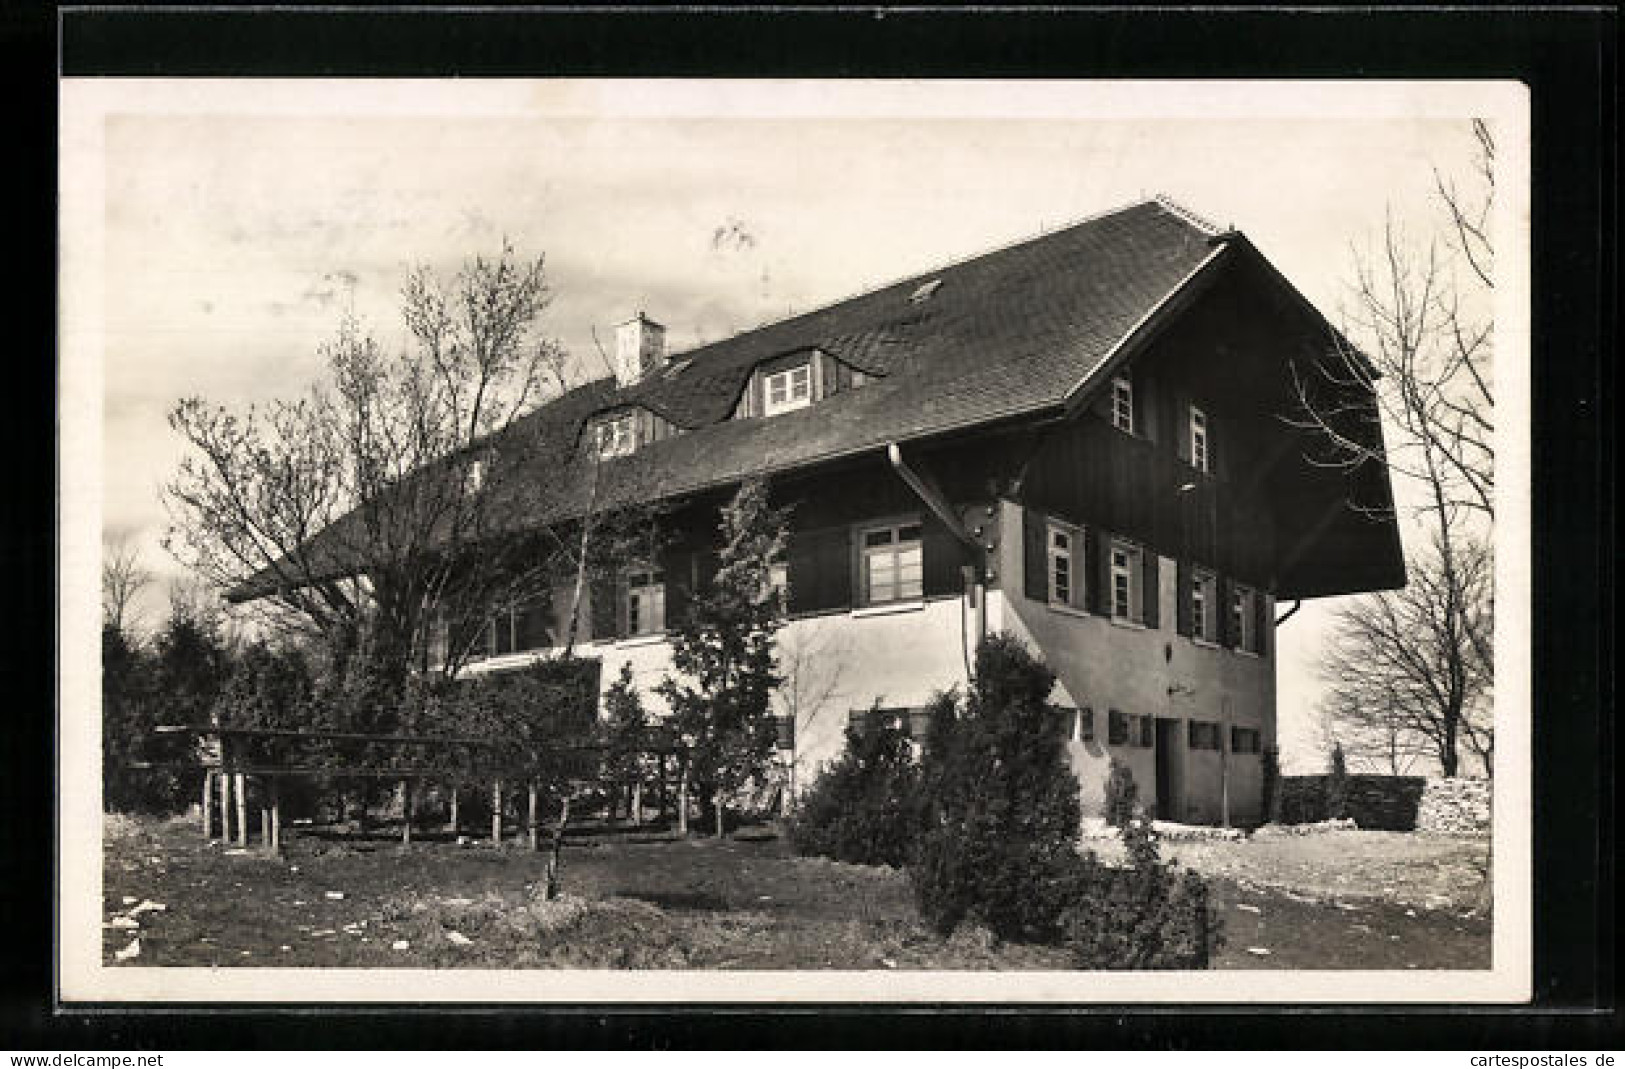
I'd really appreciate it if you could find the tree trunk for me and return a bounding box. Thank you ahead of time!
[677,762,689,836]
[447,786,459,835]
[545,793,572,900]
[631,778,643,828]
[714,790,725,838]
[491,780,503,846]
[401,779,413,844]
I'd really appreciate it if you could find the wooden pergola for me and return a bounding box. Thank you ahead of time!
[140,723,687,853]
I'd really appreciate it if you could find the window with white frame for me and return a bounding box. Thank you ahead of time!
[1047,521,1081,607]
[860,520,923,605]
[1232,584,1258,653]
[1111,375,1135,434]
[763,363,813,416]
[1109,540,1145,623]
[1188,404,1210,472]
[1191,568,1219,642]
[593,412,637,459]
[626,567,666,636]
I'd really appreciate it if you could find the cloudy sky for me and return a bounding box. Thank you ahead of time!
[62,80,1518,771]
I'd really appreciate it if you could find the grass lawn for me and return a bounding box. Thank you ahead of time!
[101,813,1491,971]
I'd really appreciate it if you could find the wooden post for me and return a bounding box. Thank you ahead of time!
[269,778,281,853]
[259,790,270,847]
[234,772,249,847]
[201,770,215,840]
[491,780,503,847]
[631,778,643,828]
[218,759,232,843]
[401,779,413,845]
[677,760,689,837]
[447,786,459,836]
[527,782,539,851]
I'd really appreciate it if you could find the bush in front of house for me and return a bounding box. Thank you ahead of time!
[1056,818,1222,969]
[788,711,922,868]
[910,634,1083,942]
[1103,757,1139,828]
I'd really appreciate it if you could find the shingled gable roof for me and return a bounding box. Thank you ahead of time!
[229,198,1242,601]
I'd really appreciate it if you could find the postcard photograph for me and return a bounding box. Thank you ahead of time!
[57,78,1530,1004]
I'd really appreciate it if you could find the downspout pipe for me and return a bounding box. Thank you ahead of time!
[886,443,988,672]
[1274,599,1303,627]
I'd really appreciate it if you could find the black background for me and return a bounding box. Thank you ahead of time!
[4,4,1615,1051]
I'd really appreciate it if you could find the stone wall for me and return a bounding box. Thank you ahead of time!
[1415,776,1493,834]
[1276,774,1490,834]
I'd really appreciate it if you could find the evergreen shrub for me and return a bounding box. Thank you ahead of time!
[910,634,1083,942]
[787,712,921,867]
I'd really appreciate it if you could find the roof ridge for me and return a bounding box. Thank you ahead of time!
[1152,194,1224,236]
[659,195,1174,365]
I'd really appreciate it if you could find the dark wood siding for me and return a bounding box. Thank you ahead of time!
[922,513,967,598]
[786,525,852,614]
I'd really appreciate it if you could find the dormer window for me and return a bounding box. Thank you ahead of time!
[763,363,812,416]
[593,412,637,459]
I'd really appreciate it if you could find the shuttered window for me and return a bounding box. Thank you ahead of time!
[1190,568,1219,642]
[860,521,923,605]
[1188,721,1222,750]
[626,568,665,636]
[1232,584,1259,653]
[1188,405,1210,473]
[1107,709,1129,746]
[1047,521,1083,608]
[1109,540,1146,623]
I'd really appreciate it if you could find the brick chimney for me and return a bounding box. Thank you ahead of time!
[612,312,666,387]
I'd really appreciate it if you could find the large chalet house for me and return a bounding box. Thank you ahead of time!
[243,197,1404,826]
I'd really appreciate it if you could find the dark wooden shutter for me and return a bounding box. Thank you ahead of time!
[588,573,618,640]
[1138,373,1158,442]
[1255,590,1270,656]
[1142,551,1161,629]
[1218,575,1236,647]
[1022,507,1047,602]
[787,526,852,615]
[1175,558,1193,636]
[1174,392,1192,464]
[1208,409,1223,480]
[1088,528,1111,615]
[661,546,693,630]
[922,514,964,598]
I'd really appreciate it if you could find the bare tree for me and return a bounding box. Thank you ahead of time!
[1320,531,1492,778]
[1295,122,1498,778]
[1290,122,1495,525]
[163,240,648,701]
[773,621,851,801]
[101,534,152,634]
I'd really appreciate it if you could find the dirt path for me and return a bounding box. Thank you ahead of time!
[101,815,1490,971]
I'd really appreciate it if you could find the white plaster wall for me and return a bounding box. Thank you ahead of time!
[995,499,1275,825]
[468,595,977,796]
